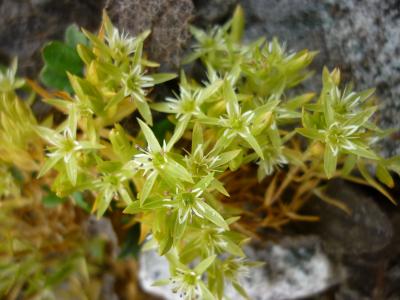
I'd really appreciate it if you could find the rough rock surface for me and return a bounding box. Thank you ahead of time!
[298,180,393,255]
[106,0,194,70]
[139,237,345,300]
[0,0,104,77]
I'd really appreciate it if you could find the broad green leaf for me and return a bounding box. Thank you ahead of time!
[65,24,88,48]
[40,41,83,92]
[42,41,83,74]
[40,65,73,93]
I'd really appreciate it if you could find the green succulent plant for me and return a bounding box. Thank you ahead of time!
[1,6,399,300]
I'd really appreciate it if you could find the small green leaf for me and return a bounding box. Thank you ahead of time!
[341,154,357,176]
[162,159,193,184]
[152,279,170,287]
[192,122,204,151]
[37,156,59,178]
[201,202,228,230]
[220,236,245,257]
[194,173,215,191]
[358,161,396,205]
[324,145,337,179]
[198,281,216,300]
[214,150,241,167]
[241,131,264,159]
[77,44,95,65]
[376,164,394,188]
[138,119,161,152]
[135,98,153,126]
[232,281,250,300]
[296,128,323,140]
[167,115,190,151]
[195,255,216,274]
[96,190,113,218]
[230,5,245,43]
[65,155,78,185]
[140,172,158,206]
[149,73,177,84]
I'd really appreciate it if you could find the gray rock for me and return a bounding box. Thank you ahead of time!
[293,179,397,299]
[0,0,104,77]
[193,0,237,26]
[139,236,344,300]
[298,180,393,255]
[106,0,194,70]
